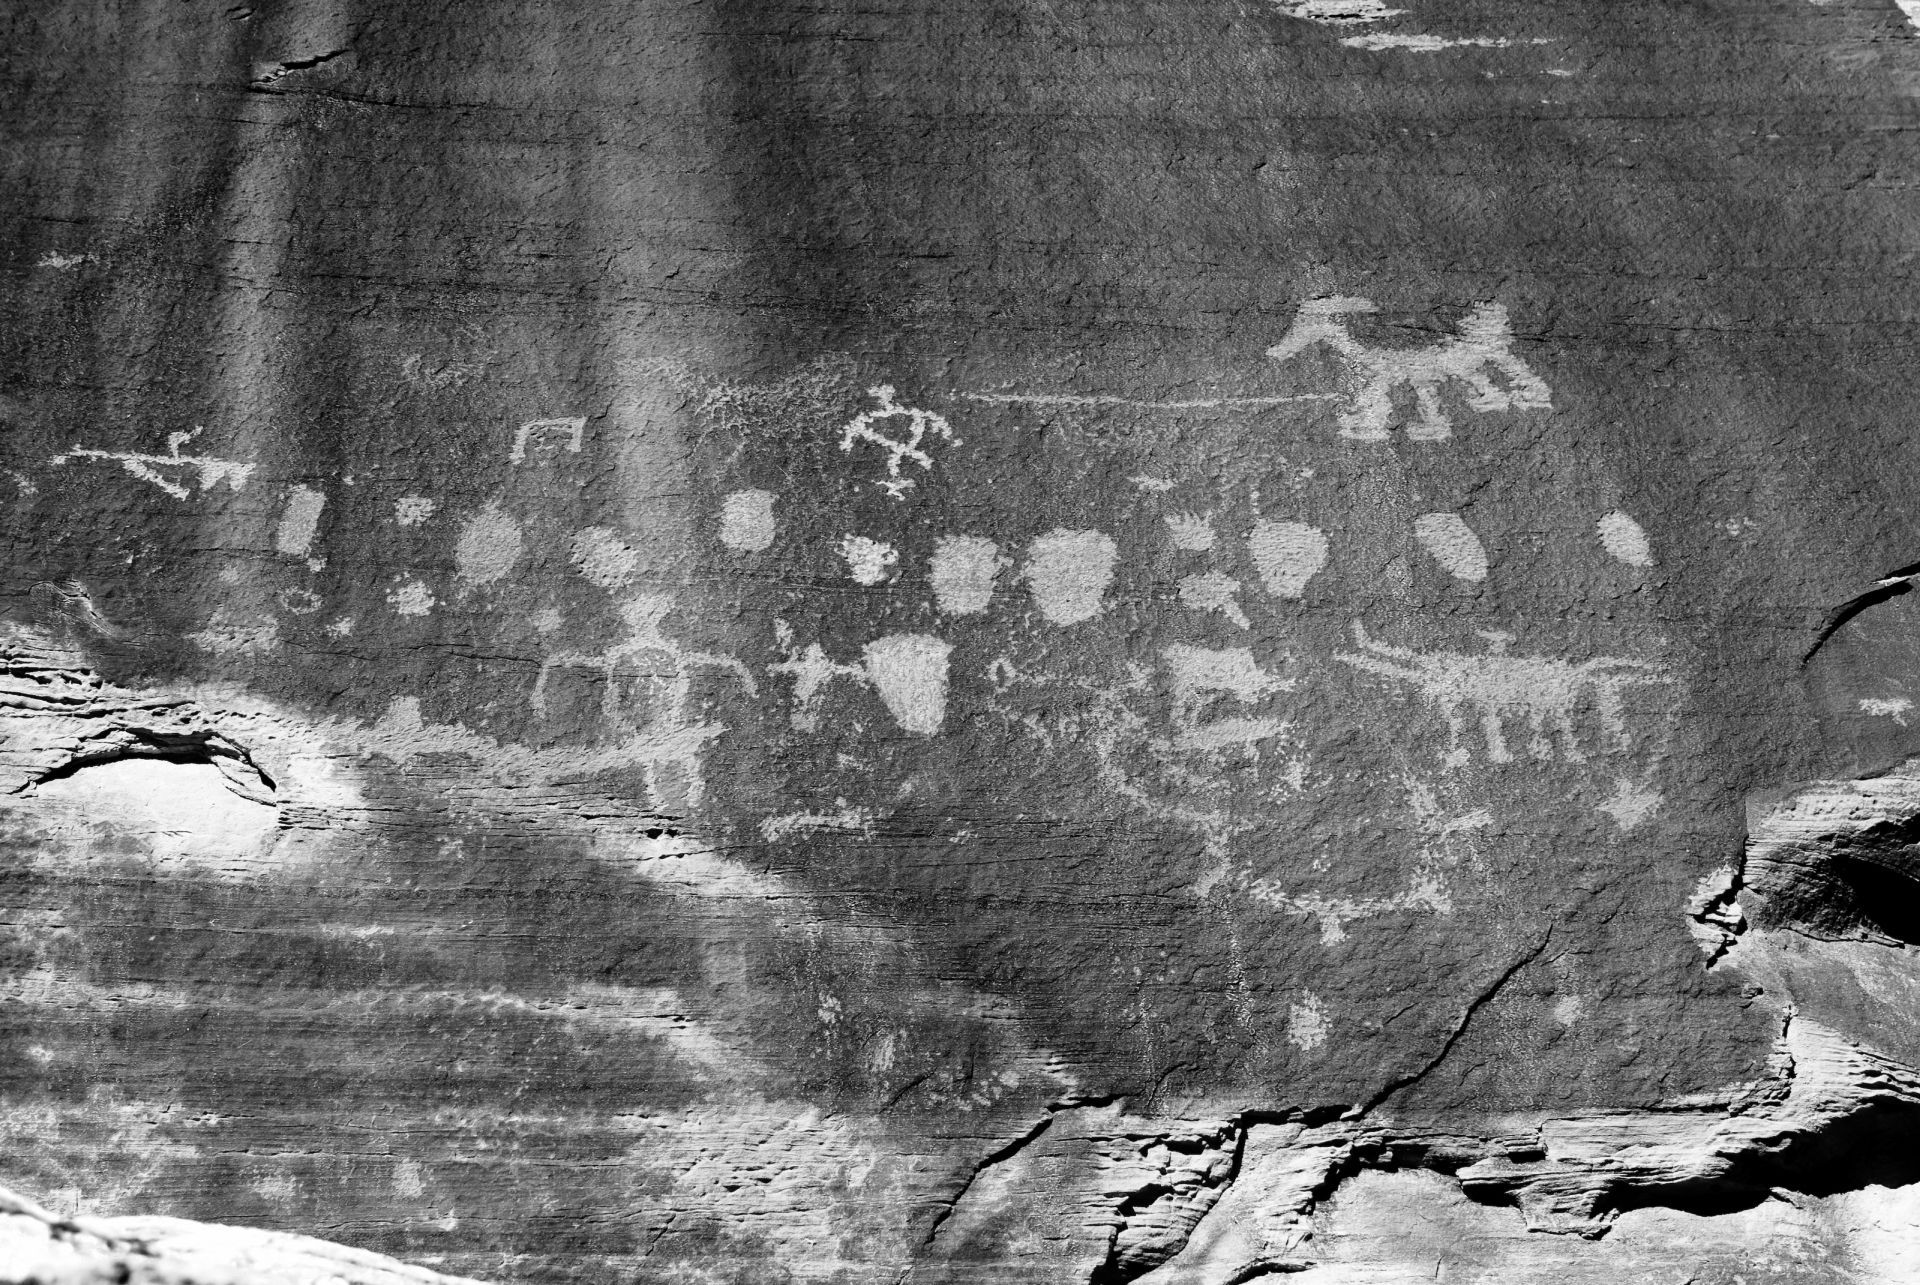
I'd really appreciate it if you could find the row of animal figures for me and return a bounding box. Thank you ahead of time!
[534,600,1673,810]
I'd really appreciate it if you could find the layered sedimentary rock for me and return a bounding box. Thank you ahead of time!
[1,1181,483,1285]
[7,0,1920,1281]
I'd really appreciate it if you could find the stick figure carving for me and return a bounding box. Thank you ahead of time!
[837,385,959,499]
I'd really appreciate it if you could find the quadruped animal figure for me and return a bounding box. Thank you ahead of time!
[1336,622,1672,768]
[1266,297,1551,441]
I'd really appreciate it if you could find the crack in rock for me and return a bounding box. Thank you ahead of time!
[1359,927,1556,1115]
[1801,560,1920,666]
[918,1094,1125,1257]
[250,47,351,88]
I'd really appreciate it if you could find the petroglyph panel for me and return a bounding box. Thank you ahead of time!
[7,7,1888,1280]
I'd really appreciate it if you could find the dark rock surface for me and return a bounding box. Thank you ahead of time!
[6,0,1920,1280]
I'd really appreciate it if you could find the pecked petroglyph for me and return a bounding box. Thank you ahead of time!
[929,535,1004,616]
[1250,875,1454,947]
[1247,780,1485,944]
[51,428,255,500]
[839,534,899,585]
[454,502,524,586]
[509,416,586,464]
[1412,511,1489,582]
[531,594,755,810]
[1024,528,1117,624]
[1598,509,1655,567]
[986,649,1311,876]
[1336,621,1673,768]
[1178,571,1250,628]
[1248,519,1330,598]
[719,489,777,551]
[768,621,951,736]
[273,485,327,557]
[1163,644,1294,755]
[1268,0,1405,24]
[1266,297,1550,441]
[837,385,958,499]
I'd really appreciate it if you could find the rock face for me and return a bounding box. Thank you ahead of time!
[0,1182,484,1285]
[7,0,1920,1281]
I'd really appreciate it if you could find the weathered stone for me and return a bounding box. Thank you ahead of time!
[8,0,1920,1281]
[0,1182,483,1285]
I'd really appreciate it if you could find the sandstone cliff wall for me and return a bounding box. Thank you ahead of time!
[7,1,1920,1281]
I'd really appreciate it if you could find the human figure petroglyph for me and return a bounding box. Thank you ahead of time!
[1266,297,1551,441]
[837,385,958,499]
[1336,622,1671,768]
[531,594,755,810]
[51,428,255,500]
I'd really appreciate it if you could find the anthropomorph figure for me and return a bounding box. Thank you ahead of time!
[531,594,755,811]
[838,385,959,499]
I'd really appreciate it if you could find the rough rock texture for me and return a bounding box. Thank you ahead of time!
[8,0,1920,1281]
[0,1181,484,1285]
